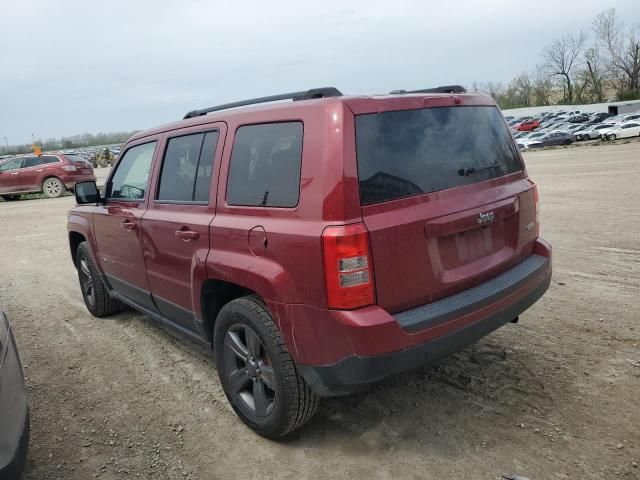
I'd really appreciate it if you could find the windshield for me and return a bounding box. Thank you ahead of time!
[355,106,523,205]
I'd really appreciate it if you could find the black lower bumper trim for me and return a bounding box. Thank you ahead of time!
[0,409,30,480]
[299,269,551,397]
[395,255,549,332]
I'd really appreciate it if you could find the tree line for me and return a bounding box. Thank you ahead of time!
[471,8,639,109]
[1,130,138,156]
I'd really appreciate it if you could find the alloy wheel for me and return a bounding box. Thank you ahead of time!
[79,256,95,308]
[223,324,276,417]
[44,179,62,196]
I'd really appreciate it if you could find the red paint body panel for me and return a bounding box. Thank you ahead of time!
[517,120,540,131]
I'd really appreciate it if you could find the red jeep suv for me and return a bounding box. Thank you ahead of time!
[68,86,552,438]
[0,153,96,200]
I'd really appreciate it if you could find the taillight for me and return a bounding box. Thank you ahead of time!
[322,223,375,309]
[529,179,540,237]
[62,165,77,172]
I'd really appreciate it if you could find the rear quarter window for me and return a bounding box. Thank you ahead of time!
[355,106,523,205]
[226,122,303,207]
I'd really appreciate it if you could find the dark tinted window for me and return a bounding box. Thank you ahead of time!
[40,156,61,165]
[0,158,22,171]
[109,142,156,200]
[157,131,218,203]
[65,154,89,164]
[355,106,523,205]
[227,122,302,207]
[194,131,219,202]
[22,156,59,168]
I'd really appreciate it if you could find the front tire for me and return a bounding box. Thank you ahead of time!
[214,296,319,439]
[42,177,65,198]
[76,242,123,317]
[610,134,616,141]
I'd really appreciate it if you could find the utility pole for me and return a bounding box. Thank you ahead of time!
[31,133,35,144]
[3,137,7,149]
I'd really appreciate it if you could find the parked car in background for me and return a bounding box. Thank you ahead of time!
[585,112,613,124]
[567,113,589,123]
[68,86,551,438]
[516,131,547,149]
[575,123,615,140]
[517,119,540,131]
[0,309,30,479]
[527,131,575,148]
[602,122,640,140]
[0,153,96,200]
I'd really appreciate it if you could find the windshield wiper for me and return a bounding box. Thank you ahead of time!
[458,163,502,177]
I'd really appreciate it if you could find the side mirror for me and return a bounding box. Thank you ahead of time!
[75,181,101,204]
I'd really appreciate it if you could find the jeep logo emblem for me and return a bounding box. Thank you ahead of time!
[477,211,495,224]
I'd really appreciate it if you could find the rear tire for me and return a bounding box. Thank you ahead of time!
[42,177,65,198]
[76,242,123,317]
[214,296,319,439]
[1,194,20,201]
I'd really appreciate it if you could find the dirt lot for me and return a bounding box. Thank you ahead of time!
[1,141,639,479]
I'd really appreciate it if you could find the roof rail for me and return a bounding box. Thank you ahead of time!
[389,85,467,95]
[183,87,343,119]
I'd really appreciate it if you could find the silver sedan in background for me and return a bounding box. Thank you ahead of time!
[0,310,29,479]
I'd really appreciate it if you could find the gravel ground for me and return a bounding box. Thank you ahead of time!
[0,141,638,479]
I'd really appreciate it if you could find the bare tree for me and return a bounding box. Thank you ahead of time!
[541,31,587,103]
[593,8,640,99]
[532,71,554,106]
[578,47,609,102]
[513,73,533,106]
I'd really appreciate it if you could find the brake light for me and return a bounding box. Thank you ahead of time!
[62,165,77,172]
[322,223,375,309]
[529,179,540,237]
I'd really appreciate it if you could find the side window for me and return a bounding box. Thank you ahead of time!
[194,131,219,202]
[108,142,157,200]
[22,157,40,168]
[227,122,303,208]
[156,131,219,203]
[40,155,60,165]
[0,158,22,171]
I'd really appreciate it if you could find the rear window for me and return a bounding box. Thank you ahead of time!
[226,122,302,208]
[65,154,88,164]
[355,106,523,205]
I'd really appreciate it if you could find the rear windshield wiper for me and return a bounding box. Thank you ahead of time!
[458,163,502,177]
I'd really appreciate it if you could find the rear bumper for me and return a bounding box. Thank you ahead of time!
[282,239,552,396]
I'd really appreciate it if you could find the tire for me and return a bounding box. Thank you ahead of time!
[563,139,572,145]
[76,242,123,317]
[1,194,20,201]
[610,134,616,141]
[42,177,65,198]
[2,410,29,479]
[214,296,319,439]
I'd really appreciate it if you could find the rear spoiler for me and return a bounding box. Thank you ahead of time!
[389,85,466,94]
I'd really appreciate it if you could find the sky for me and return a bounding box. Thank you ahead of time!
[1,0,639,145]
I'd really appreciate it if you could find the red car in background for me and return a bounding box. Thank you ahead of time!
[517,120,540,131]
[0,153,96,200]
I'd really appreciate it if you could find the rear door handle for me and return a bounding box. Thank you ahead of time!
[121,220,137,231]
[175,229,199,241]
